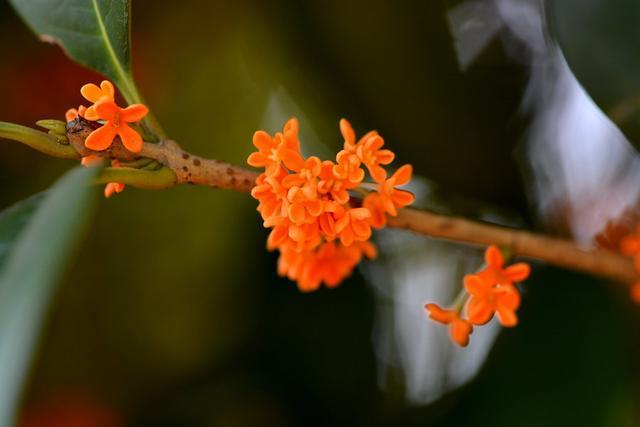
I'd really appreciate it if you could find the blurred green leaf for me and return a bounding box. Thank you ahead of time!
[0,166,99,427]
[0,193,46,268]
[8,0,164,138]
[547,0,640,145]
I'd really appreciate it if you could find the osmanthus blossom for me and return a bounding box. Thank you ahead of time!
[425,303,474,347]
[84,101,148,152]
[248,118,415,292]
[64,80,150,198]
[80,80,115,120]
[425,245,531,347]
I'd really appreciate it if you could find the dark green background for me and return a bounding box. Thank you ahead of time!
[0,1,635,426]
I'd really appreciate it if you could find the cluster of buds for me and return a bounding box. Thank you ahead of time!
[247,118,415,292]
[65,80,149,197]
[425,245,531,347]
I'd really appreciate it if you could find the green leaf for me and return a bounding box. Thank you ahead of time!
[0,166,100,427]
[547,0,640,145]
[0,193,47,269]
[8,0,165,138]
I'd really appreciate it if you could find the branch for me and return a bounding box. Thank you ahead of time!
[386,209,637,284]
[1,118,636,285]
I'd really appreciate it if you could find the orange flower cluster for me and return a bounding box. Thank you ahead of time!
[619,227,640,303]
[248,118,415,292]
[425,245,531,347]
[66,80,148,198]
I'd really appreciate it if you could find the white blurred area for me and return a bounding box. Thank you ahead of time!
[364,0,640,407]
[453,0,640,243]
[363,231,501,404]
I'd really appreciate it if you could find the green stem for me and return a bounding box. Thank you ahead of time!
[97,166,176,189]
[0,122,78,160]
[452,287,468,314]
[119,157,154,169]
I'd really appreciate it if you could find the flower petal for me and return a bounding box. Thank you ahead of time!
[280,149,305,171]
[80,83,102,103]
[247,152,271,168]
[267,225,288,250]
[80,154,103,167]
[65,108,79,122]
[253,131,274,150]
[392,164,412,186]
[94,100,119,121]
[288,203,306,224]
[84,124,117,151]
[284,117,299,135]
[350,207,371,221]
[390,189,415,208]
[450,319,473,347]
[484,245,504,268]
[83,105,99,121]
[466,297,493,325]
[376,149,395,165]
[464,274,489,295]
[117,124,143,153]
[369,165,387,183]
[496,286,521,310]
[496,307,518,327]
[339,227,355,246]
[504,263,530,282]
[100,80,115,98]
[340,118,355,147]
[121,104,149,122]
[424,303,455,324]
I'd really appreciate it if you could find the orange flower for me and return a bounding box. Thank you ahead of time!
[339,119,395,182]
[80,154,103,167]
[425,303,473,347]
[104,182,125,198]
[363,164,415,227]
[65,105,87,122]
[476,245,530,286]
[334,206,372,246]
[253,165,292,216]
[426,245,532,347]
[356,134,394,183]
[84,100,148,152]
[464,274,521,326]
[334,149,365,186]
[318,160,350,204]
[80,80,115,120]
[247,119,304,175]
[278,241,376,292]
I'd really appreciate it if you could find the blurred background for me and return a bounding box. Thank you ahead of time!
[1,0,639,425]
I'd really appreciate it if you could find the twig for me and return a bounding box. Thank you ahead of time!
[1,118,636,285]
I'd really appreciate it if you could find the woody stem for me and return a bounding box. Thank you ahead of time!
[1,119,636,286]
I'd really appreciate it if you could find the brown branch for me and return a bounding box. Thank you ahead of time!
[65,117,638,285]
[386,209,637,284]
